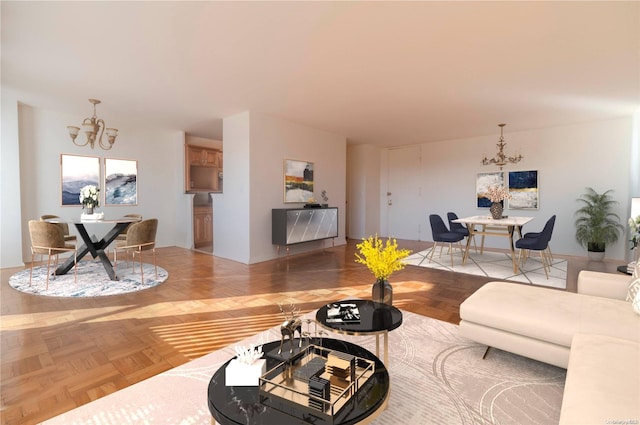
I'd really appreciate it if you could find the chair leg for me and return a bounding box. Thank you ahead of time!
[152,248,158,280]
[429,242,438,263]
[45,252,53,291]
[449,243,454,267]
[29,251,35,286]
[540,250,550,279]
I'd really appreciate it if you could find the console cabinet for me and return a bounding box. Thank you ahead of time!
[272,207,338,247]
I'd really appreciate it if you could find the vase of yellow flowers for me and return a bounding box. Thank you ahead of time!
[486,185,511,219]
[355,235,412,305]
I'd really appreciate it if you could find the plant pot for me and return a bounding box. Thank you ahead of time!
[86,207,94,215]
[489,202,503,220]
[587,250,605,261]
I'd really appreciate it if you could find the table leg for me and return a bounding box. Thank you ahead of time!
[376,334,380,359]
[461,225,475,265]
[55,222,130,280]
[384,330,389,367]
[508,225,518,273]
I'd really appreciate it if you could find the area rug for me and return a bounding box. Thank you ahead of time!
[404,248,567,289]
[8,259,168,297]
[41,310,566,425]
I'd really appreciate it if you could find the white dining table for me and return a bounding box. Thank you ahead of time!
[452,215,534,273]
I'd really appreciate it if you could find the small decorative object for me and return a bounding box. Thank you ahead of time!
[355,235,412,305]
[321,190,329,208]
[485,185,511,219]
[574,187,624,261]
[225,343,266,387]
[79,184,100,215]
[278,303,303,355]
[481,123,523,170]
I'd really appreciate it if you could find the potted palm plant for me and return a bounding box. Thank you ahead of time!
[574,187,624,261]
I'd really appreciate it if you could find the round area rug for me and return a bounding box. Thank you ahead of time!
[9,260,169,297]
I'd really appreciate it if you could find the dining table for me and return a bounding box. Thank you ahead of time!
[452,215,534,273]
[51,216,142,280]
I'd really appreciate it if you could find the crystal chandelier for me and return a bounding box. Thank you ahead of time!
[481,124,522,170]
[67,99,118,150]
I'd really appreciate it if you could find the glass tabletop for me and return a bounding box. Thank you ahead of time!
[315,299,403,335]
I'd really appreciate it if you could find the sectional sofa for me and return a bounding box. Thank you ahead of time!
[459,271,639,424]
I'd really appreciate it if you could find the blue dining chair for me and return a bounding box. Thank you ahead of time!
[447,212,477,253]
[429,214,465,267]
[515,215,556,279]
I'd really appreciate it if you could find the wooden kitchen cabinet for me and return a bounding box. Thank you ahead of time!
[185,145,222,192]
[194,206,213,248]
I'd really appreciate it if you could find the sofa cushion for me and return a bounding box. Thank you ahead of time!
[460,281,640,348]
[627,276,640,303]
[559,333,640,424]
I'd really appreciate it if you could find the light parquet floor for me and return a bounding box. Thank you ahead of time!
[0,239,620,425]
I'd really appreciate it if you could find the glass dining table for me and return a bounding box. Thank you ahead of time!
[452,215,534,273]
[50,216,142,281]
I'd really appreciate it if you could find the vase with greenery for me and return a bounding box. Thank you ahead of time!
[574,187,624,260]
[355,235,411,305]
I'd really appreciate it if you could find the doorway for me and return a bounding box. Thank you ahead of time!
[387,146,422,240]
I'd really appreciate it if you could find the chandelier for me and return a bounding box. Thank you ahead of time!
[481,123,522,170]
[67,99,118,150]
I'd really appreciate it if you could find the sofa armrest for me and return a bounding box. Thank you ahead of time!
[577,270,631,301]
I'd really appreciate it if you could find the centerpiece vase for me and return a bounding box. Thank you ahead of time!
[372,278,393,305]
[489,202,503,220]
[86,206,94,215]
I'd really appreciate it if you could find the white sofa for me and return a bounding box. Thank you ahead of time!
[459,271,639,424]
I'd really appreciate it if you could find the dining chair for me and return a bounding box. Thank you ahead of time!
[114,214,143,242]
[114,218,158,283]
[515,215,556,279]
[429,214,465,267]
[447,212,478,253]
[40,214,77,244]
[28,220,77,289]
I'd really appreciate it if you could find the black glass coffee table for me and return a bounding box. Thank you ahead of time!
[207,338,389,425]
[316,300,403,366]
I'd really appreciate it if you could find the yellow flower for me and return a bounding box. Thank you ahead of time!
[355,235,412,280]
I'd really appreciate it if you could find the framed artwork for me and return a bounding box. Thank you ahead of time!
[104,158,138,205]
[60,154,100,206]
[284,159,314,203]
[508,170,538,209]
[476,171,504,208]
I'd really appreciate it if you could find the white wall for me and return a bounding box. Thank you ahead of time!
[371,117,634,260]
[213,112,252,263]
[0,101,190,267]
[346,144,381,240]
[215,111,347,264]
[0,92,23,267]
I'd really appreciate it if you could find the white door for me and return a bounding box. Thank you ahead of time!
[387,146,422,240]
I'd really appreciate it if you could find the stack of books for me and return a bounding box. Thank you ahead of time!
[326,303,361,323]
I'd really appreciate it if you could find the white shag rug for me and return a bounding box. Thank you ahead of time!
[8,259,168,297]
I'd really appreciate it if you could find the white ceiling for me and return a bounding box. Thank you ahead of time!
[2,1,639,146]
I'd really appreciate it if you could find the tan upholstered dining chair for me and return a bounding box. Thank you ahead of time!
[28,220,77,289]
[113,218,158,283]
[40,214,77,244]
[114,214,143,242]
